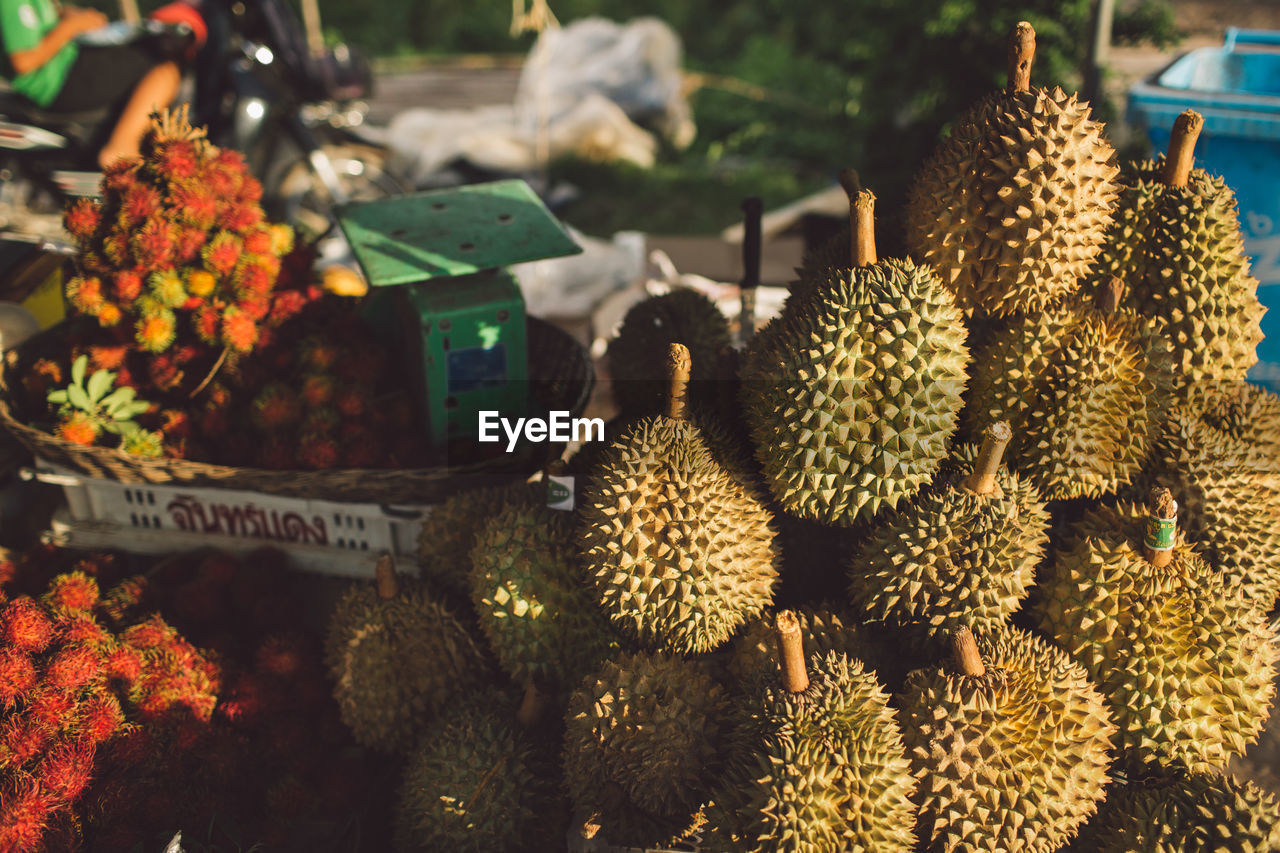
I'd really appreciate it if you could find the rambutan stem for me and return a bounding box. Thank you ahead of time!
[952,626,986,677]
[666,342,691,421]
[1143,487,1178,568]
[776,610,809,693]
[1163,110,1204,189]
[187,347,229,400]
[516,680,547,728]
[1098,277,1125,314]
[1007,21,1036,93]
[838,171,877,268]
[374,552,398,600]
[963,421,1013,497]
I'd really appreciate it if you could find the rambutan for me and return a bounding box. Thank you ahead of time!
[153,139,200,180]
[269,224,295,256]
[174,225,207,264]
[255,634,308,678]
[268,289,310,325]
[256,437,296,470]
[251,384,300,431]
[170,183,219,231]
[98,577,148,628]
[243,228,272,255]
[30,359,63,387]
[202,232,242,277]
[112,270,143,304]
[220,306,258,352]
[2,598,52,652]
[46,572,99,613]
[296,434,340,470]
[334,386,369,419]
[86,344,128,373]
[222,200,264,232]
[0,649,35,706]
[95,303,123,328]
[131,216,177,270]
[101,159,139,193]
[300,374,334,407]
[45,644,101,691]
[120,616,172,651]
[55,413,99,447]
[148,269,188,309]
[146,355,183,393]
[185,269,216,298]
[79,693,124,744]
[238,294,270,322]
[301,408,339,435]
[134,307,177,353]
[104,646,143,683]
[121,429,164,458]
[159,409,190,440]
[65,275,105,316]
[101,232,133,268]
[120,183,161,226]
[233,260,275,298]
[193,305,221,344]
[63,198,101,242]
[0,783,54,850]
[26,685,76,729]
[59,614,109,647]
[299,337,339,371]
[37,741,94,803]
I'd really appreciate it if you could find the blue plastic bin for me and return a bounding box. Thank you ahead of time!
[1128,28,1280,388]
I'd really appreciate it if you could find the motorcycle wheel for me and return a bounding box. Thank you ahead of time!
[268,142,409,255]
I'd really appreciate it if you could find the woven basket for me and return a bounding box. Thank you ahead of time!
[0,317,594,504]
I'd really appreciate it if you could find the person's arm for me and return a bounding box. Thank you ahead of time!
[5,4,105,74]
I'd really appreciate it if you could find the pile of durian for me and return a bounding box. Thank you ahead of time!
[326,21,1280,852]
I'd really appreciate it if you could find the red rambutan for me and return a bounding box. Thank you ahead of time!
[300,374,334,407]
[55,413,100,447]
[174,225,207,264]
[96,302,122,328]
[0,650,35,707]
[45,644,101,691]
[2,599,52,653]
[0,783,54,850]
[121,616,172,651]
[243,228,272,255]
[194,305,221,345]
[255,634,308,679]
[267,289,310,326]
[59,614,109,647]
[131,216,177,270]
[112,270,143,304]
[186,268,216,298]
[26,685,76,729]
[296,434,340,470]
[170,183,219,231]
[104,645,143,684]
[202,232,242,277]
[147,354,183,393]
[63,198,101,242]
[334,386,369,419]
[234,261,275,298]
[159,409,190,440]
[134,308,177,354]
[238,294,270,321]
[79,693,124,744]
[251,385,300,431]
[66,275,105,316]
[154,139,200,180]
[120,183,161,226]
[36,741,94,803]
[101,159,140,193]
[220,306,258,352]
[46,572,98,614]
[86,344,128,372]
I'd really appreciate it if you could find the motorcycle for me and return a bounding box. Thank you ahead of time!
[0,0,405,248]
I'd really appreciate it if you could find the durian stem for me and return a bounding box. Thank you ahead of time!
[1143,487,1178,568]
[962,421,1013,497]
[374,552,398,600]
[776,610,809,693]
[952,626,986,677]
[1162,110,1204,189]
[1007,21,1036,92]
[739,196,763,345]
[1098,277,1125,314]
[837,171,877,268]
[516,680,547,728]
[666,342,692,420]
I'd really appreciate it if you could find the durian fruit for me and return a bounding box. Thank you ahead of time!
[961,277,1174,499]
[469,499,618,693]
[726,604,889,688]
[324,554,490,752]
[608,287,731,418]
[1094,109,1266,384]
[563,650,729,847]
[896,626,1115,853]
[1075,770,1280,852]
[580,343,779,655]
[905,22,1119,317]
[847,421,1049,648]
[394,688,563,853]
[707,611,918,852]
[740,177,970,527]
[417,480,540,599]
[1033,490,1279,770]
[1140,382,1280,608]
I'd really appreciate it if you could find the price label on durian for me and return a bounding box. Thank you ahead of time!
[1144,515,1177,551]
[547,475,575,511]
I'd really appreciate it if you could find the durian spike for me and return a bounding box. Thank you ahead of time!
[837,170,877,268]
[1162,110,1205,189]
[1143,487,1179,568]
[516,680,547,728]
[1097,276,1125,314]
[375,552,398,600]
[962,421,1013,497]
[775,610,810,693]
[1007,21,1036,93]
[951,626,986,677]
[665,342,692,420]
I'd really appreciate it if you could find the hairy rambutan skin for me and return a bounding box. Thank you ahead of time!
[0,783,55,851]
[54,414,99,447]
[1,599,53,653]
[45,644,101,691]
[46,573,99,614]
[0,651,36,707]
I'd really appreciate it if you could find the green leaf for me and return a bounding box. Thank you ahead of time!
[100,387,137,415]
[70,355,87,390]
[86,369,114,404]
[46,389,68,405]
[66,383,91,412]
[113,401,150,420]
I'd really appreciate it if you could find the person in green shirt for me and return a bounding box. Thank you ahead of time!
[0,0,180,168]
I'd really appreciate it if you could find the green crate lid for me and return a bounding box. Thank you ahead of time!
[335,179,582,287]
